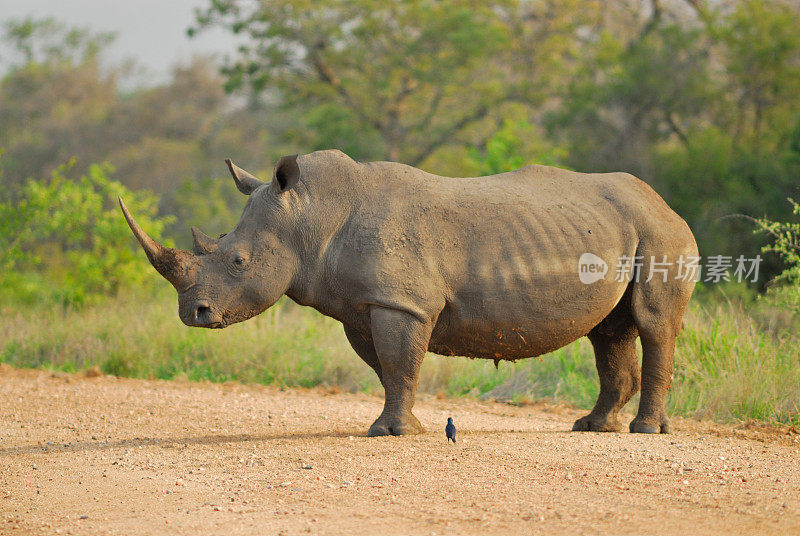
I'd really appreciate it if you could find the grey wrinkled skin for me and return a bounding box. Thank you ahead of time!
[120,150,697,437]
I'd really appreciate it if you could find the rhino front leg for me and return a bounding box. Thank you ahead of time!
[365,306,431,437]
[343,325,382,382]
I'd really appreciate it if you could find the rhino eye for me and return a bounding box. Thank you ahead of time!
[233,256,245,266]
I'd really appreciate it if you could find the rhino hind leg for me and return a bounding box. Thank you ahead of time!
[627,248,695,434]
[573,308,640,433]
[363,307,430,437]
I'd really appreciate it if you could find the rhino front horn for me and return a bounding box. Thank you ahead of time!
[225,159,265,195]
[118,197,195,290]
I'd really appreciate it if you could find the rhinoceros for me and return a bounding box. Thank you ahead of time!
[119,150,697,436]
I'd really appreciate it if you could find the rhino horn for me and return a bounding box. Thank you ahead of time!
[118,197,195,290]
[225,158,265,195]
[191,226,219,255]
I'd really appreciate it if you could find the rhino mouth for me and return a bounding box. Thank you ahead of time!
[182,316,227,329]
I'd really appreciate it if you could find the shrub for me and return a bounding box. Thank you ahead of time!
[754,198,800,313]
[0,159,174,305]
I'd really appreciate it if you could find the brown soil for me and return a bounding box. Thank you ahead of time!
[1,365,799,535]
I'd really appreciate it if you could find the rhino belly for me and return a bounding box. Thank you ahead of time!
[427,278,626,360]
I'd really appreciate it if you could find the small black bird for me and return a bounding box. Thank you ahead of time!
[445,417,456,443]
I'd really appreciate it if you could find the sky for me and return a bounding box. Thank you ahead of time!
[0,0,241,85]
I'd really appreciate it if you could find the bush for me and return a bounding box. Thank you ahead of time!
[0,159,174,305]
[466,120,567,175]
[754,198,800,313]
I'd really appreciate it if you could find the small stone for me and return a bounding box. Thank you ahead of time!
[565,473,573,481]
[85,366,103,378]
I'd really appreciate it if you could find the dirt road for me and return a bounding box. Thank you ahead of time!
[1,366,799,535]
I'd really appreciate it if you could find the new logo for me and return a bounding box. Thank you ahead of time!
[579,253,608,284]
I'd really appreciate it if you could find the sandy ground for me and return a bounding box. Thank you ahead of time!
[1,366,799,535]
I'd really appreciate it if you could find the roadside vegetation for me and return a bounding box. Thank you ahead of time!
[2,285,799,425]
[1,1,798,426]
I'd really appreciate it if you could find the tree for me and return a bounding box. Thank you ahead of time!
[0,18,118,187]
[0,17,282,240]
[545,8,716,176]
[718,0,800,152]
[193,0,597,171]
[543,0,800,281]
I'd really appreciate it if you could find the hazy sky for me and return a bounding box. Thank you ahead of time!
[0,0,241,84]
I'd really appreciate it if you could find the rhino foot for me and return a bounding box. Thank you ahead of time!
[367,413,425,437]
[629,416,672,434]
[572,413,624,432]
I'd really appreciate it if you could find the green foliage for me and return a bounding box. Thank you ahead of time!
[718,0,800,146]
[0,160,173,305]
[547,21,714,174]
[466,120,567,175]
[194,0,594,168]
[754,199,800,312]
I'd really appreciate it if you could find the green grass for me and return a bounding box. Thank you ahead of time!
[2,288,798,425]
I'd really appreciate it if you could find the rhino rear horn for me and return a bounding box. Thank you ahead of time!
[225,159,265,195]
[191,226,219,255]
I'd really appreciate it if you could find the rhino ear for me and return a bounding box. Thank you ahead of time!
[272,154,300,193]
[225,159,265,195]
